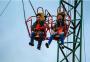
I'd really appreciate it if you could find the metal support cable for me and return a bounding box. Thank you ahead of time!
[22,0,31,38]
[0,0,11,16]
[83,16,86,62]
[28,0,36,15]
[22,0,26,21]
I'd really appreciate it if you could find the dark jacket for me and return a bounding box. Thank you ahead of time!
[52,20,65,32]
[31,20,45,31]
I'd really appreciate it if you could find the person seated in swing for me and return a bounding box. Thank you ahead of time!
[45,12,66,49]
[29,13,46,50]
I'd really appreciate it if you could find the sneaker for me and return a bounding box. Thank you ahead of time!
[45,43,49,48]
[61,45,64,49]
[37,46,41,50]
[29,42,34,46]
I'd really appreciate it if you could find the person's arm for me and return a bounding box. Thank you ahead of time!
[45,23,50,30]
[31,22,37,31]
[52,23,57,31]
[63,22,68,36]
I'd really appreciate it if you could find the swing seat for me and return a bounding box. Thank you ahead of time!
[54,35,60,40]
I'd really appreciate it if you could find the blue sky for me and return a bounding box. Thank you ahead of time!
[0,0,90,62]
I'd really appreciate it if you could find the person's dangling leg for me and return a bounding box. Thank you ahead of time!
[59,32,64,49]
[48,34,54,45]
[29,32,35,46]
[59,32,64,45]
[37,32,43,50]
[45,34,54,48]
